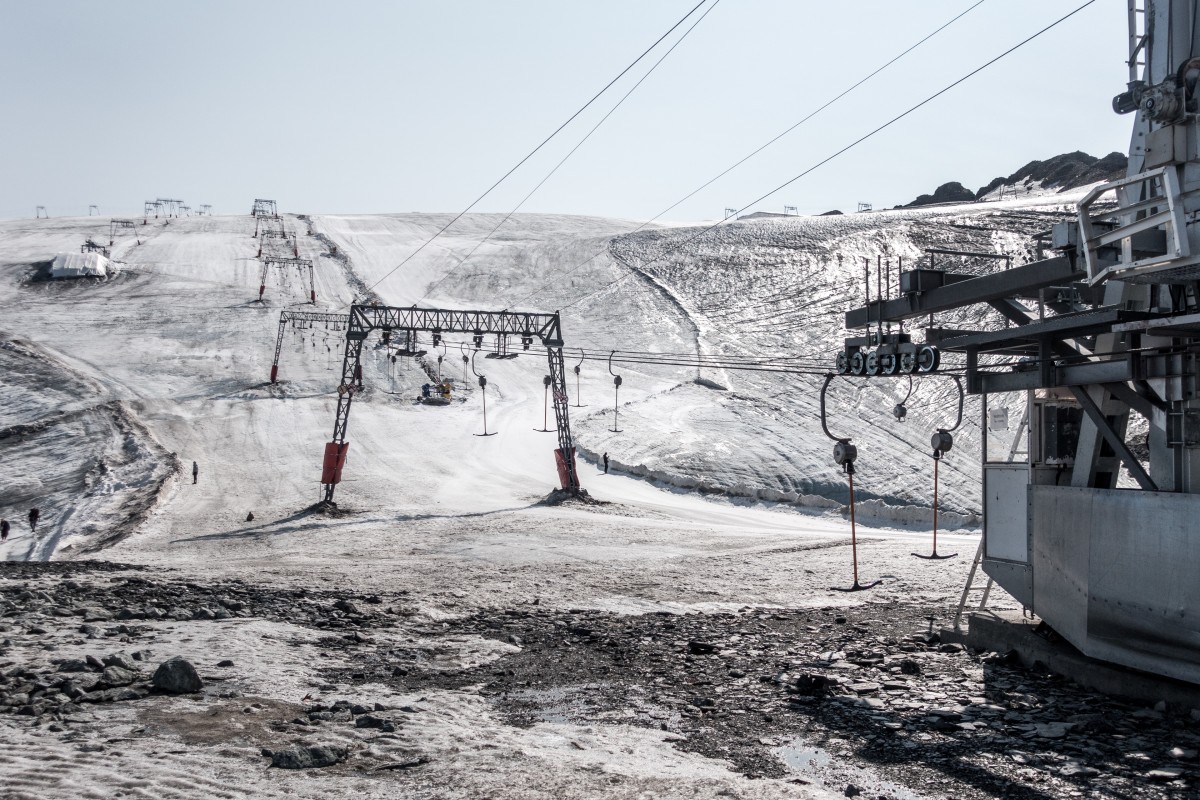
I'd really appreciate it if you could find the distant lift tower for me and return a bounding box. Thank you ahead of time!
[35,206,48,219]
[252,199,278,217]
[837,0,1200,685]
[143,201,162,222]
[254,214,286,238]
[258,256,315,303]
[108,218,139,246]
[318,306,581,505]
[257,228,298,258]
[156,198,182,217]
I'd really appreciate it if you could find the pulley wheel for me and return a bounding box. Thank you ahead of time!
[917,345,940,373]
[835,351,850,375]
[900,351,917,373]
[865,351,880,377]
[850,350,866,376]
[879,353,898,376]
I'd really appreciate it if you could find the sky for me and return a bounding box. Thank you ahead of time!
[0,0,1132,222]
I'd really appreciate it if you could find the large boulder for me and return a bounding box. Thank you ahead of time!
[269,745,349,769]
[151,656,203,694]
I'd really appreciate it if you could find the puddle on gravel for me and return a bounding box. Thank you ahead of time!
[780,742,832,770]
[778,737,924,800]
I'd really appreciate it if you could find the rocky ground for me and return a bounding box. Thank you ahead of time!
[2,562,1196,799]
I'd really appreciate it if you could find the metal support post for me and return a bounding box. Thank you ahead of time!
[547,344,580,492]
[321,333,366,504]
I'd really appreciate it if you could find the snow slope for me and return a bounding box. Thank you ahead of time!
[0,205,1059,798]
[0,200,1069,566]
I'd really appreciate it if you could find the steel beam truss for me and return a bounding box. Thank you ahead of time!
[252,199,278,217]
[269,310,351,384]
[320,305,579,505]
[258,256,315,303]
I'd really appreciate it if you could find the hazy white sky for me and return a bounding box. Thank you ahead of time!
[1,1,1131,221]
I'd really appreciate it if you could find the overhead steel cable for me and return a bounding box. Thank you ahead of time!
[501,0,988,311]
[557,0,1098,313]
[358,0,712,303]
[420,0,722,305]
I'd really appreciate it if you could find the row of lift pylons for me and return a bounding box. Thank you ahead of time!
[250,199,316,304]
[259,223,968,597]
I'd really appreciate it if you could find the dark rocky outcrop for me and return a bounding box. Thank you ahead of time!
[906,181,976,208]
[905,151,1129,207]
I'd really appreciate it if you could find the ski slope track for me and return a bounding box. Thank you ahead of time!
[0,197,1111,799]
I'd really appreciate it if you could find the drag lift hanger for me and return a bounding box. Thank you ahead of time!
[819,374,881,592]
[608,351,623,433]
[317,306,583,506]
[572,349,588,408]
[534,374,556,433]
[471,351,497,437]
[913,375,964,560]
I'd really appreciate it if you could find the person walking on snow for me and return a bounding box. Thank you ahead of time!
[28,508,39,532]
[0,519,9,543]
[192,461,199,484]
[603,452,609,474]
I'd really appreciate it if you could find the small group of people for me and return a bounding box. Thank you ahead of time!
[0,508,41,543]
[420,382,453,401]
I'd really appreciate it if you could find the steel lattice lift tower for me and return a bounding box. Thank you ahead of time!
[257,256,315,303]
[318,306,581,505]
[251,199,278,217]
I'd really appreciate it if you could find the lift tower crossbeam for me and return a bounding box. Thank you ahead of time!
[319,305,580,505]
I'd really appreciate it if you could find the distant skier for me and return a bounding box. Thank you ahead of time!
[28,508,40,532]
[603,452,609,474]
[0,519,8,542]
[192,461,199,484]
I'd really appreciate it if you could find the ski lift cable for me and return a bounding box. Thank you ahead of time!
[552,0,1098,313]
[357,0,713,304]
[501,0,990,311]
[420,0,722,305]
